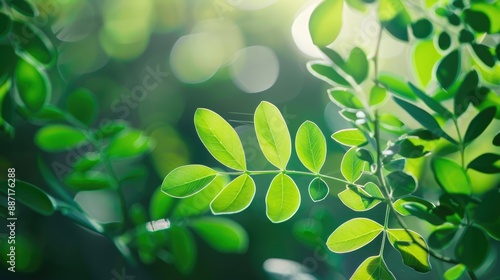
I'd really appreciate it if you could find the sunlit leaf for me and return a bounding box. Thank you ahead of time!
[338,182,383,211]
[14,58,50,113]
[66,88,97,126]
[161,165,218,198]
[437,49,461,89]
[295,121,326,173]
[210,174,255,214]
[386,171,417,197]
[429,225,458,249]
[444,264,467,280]
[308,177,329,202]
[456,226,489,270]
[328,89,364,110]
[350,256,395,280]
[413,40,442,87]
[194,108,246,171]
[307,62,350,86]
[432,158,471,195]
[266,173,300,223]
[378,73,417,100]
[35,125,87,152]
[254,101,291,169]
[387,229,431,272]
[65,171,113,190]
[169,226,196,275]
[191,217,248,253]
[173,175,226,218]
[149,187,175,220]
[369,85,387,106]
[106,129,152,159]
[332,128,367,147]
[309,0,344,47]
[341,147,365,183]
[463,107,496,146]
[344,47,369,84]
[72,152,101,172]
[327,218,383,253]
[0,180,56,216]
[393,196,434,216]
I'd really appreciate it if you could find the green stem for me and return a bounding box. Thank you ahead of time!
[379,204,390,256]
[452,118,465,168]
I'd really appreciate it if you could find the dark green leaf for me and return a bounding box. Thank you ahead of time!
[438,32,451,51]
[432,158,471,195]
[378,73,417,100]
[494,131,500,146]
[386,171,417,197]
[429,225,459,249]
[0,13,12,38]
[496,43,500,60]
[0,180,56,215]
[463,9,490,33]
[309,0,344,47]
[408,82,452,118]
[408,129,440,141]
[411,19,433,39]
[65,171,113,190]
[384,158,405,171]
[437,49,461,89]
[356,148,374,165]
[14,58,50,113]
[308,177,329,202]
[328,89,364,110]
[454,70,479,116]
[474,189,500,240]
[344,47,369,84]
[11,22,55,65]
[169,226,196,275]
[447,13,461,25]
[307,62,349,86]
[66,88,97,126]
[106,129,152,159]
[464,107,496,145]
[383,9,411,42]
[452,0,465,9]
[458,29,474,43]
[395,138,428,158]
[0,45,17,86]
[32,105,66,122]
[472,44,495,67]
[94,120,128,139]
[467,153,500,174]
[10,0,36,17]
[35,125,88,152]
[191,217,248,253]
[393,97,455,144]
[393,196,434,216]
[456,226,489,270]
[402,203,443,225]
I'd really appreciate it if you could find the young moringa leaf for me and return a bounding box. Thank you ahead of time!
[210,174,256,215]
[338,182,383,212]
[161,165,218,198]
[308,177,329,202]
[266,173,300,223]
[331,128,368,147]
[194,108,246,171]
[432,158,471,195]
[295,121,327,173]
[191,217,248,253]
[327,218,383,253]
[341,147,365,183]
[309,0,343,47]
[386,229,431,272]
[350,256,395,280]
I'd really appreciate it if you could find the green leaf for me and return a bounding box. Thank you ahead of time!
[295,121,327,173]
[161,165,218,198]
[194,108,246,171]
[343,47,369,84]
[331,128,368,147]
[408,82,452,118]
[254,101,291,169]
[173,175,226,218]
[0,180,56,216]
[369,85,387,106]
[11,22,55,65]
[384,158,405,171]
[210,174,255,214]
[72,153,101,172]
[341,147,365,183]
[437,49,461,90]
[65,171,113,190]
[393,97,455,144]
[472,44,495,68]
[378,73,417,100]
[308,177,329,202]
[33,105,66,122]
[307,62,350,86]
[309,0,344,47]
[456,226,489,270]
[432,158,471,195]
[463,107,496,145]
[356,148,374,165]
[14,58,50,113]
[338,182,383,211]
[191,217,248,253]
[444,264,467,280]
[411,19,433,39]
[350,256,395,280]
[10,0,36,17]
[467,153,500,174]
[345,0,367,12]
[493,131,500,146]
[326,218,383,253]
[106,129,152,159]
[454,70,479,117]
[402,202,444,225]
[464,9,490,33]
[474,189,500,240]
[328,89,364,110]
[149,187,175,220]
[458,29,474,44]
[169,226,196,275]
[35,125,87,152]
[429,225,459,249]
[0,13,12,38]
[394,138,429,158]
[379,0,411,41]
[66,88,97,126]
[413,40,441,87]
[386,229,431,272]
[393,196,434,216]
[379,113,405,133]
[442,33,460,52]
[386,171,417,197]
[265,173,300,223]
